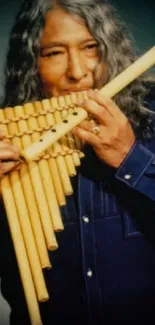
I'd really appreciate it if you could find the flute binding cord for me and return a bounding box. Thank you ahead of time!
[0,46,155,325]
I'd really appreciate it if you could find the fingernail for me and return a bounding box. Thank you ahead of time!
[0,130,6,138]
[77,99,84,106]
[0,128,6,134]
[13,145,19,153]
[88,89,94,95]
[72,127,77,134]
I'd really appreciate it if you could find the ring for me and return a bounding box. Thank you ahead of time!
[91,125,100,135]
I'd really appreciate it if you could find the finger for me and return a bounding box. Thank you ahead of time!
[0,161,21,176]
[0,140,19,151]
[77,119,98,132]
[73,126,99,147]
[0,148,20,161]
[2,139,11,144]
[0,129,6,140]
[0,142,20,160]
[78,98,112,126]
[87,90,125,121]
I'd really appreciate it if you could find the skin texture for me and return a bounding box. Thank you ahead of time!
[38,8,105,97]
[0,7,135,179]
[73,90,135,168]
[0,129,20,179]
[38,8,135,168]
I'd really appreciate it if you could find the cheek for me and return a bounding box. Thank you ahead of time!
[94,63,106,88]
[85,57,100,72]
[38,58,66,86]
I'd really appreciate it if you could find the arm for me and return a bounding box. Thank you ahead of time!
[80,139,155,245]
[73,90,155,203]
[115,141,155,202]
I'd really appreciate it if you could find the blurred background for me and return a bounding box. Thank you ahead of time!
[0,0,155,324]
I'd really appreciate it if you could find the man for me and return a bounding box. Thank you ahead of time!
[0,0,155,324]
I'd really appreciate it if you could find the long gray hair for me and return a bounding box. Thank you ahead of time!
[2,0,155,138]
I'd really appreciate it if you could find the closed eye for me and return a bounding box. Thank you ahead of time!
[41,50,64,57]
[85,43,98,50]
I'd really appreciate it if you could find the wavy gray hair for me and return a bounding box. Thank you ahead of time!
[2,0,155,138]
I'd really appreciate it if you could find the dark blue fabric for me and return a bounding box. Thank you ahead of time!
[78,173,155,325]
[1,95,155,325]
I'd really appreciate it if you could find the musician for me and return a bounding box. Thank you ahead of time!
[0,0,155,324]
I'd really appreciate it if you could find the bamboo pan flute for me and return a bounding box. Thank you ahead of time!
[0,46,155,325]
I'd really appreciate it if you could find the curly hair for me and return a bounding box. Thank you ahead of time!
[2,0,155,138]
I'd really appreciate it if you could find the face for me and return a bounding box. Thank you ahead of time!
[38,7,105,97]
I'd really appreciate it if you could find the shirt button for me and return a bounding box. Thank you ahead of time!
[124,173,132,180]
[82,215,89,223]
[87,269,93,278]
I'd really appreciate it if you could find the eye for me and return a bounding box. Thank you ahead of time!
[40,48,65,58]
[44,51,63,57]
[85,43,98,50]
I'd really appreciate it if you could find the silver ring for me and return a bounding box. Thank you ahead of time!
[91,125,100,135]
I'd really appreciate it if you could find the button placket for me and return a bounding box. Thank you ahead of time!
[78,174,103,322]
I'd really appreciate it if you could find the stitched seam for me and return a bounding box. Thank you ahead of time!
[91,182,103,319]
[132,155,154,186]
[126,214,140,235]
[78,174,91,318]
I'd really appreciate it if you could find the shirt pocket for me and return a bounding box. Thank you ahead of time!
[121,210,142,239]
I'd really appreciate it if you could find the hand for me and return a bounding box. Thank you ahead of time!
[73,90,135,168]
[0,129,20,180]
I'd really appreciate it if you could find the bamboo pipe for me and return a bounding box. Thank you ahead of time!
[23,102,64,232]
[50,97,77,176]
[4,107,51,269]
[34,100,66,206]
[58,93,83,166]
[53,95,81,166]
[0,111,43,325]
[3,107,49,302]
[41,99,74,195]
[14,105,58,250]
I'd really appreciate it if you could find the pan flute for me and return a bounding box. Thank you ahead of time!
[0,47,155,325]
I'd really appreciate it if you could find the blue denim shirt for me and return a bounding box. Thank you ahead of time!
[1,96,155,325]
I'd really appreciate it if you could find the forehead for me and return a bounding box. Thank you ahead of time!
[40,8,94,46]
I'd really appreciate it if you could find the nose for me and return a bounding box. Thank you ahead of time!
[66,50,88,81]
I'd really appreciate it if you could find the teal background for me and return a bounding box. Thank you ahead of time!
[111,0,155,52]
[0,0,154,324]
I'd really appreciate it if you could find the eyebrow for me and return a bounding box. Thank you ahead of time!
[40,38,96,50]
[41,42,66,49]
